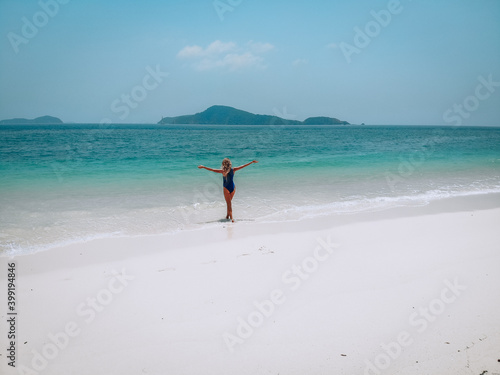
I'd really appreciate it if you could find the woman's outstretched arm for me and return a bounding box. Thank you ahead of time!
[233,160,258,172]
[198,165,223,173]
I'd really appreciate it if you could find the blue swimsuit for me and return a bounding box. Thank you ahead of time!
[223,168,235,193]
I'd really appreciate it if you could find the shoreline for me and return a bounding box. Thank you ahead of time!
[0,192,499,374]
[4,191,500,260]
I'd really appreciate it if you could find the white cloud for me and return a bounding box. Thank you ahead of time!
[177,45,204,58]
[195,53,264,72]
[177,40,236,59]
[247,41,275,54]
[177,40,273,71]
[221,52,264,71]
[205,40,237,55]
[292,58,308,67]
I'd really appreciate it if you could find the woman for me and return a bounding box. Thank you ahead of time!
[198,158,258,222]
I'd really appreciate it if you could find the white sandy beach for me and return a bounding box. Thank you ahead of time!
[1,194,500,375]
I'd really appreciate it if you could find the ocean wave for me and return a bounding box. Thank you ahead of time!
[257,186,500,222]
[2,185,500,257]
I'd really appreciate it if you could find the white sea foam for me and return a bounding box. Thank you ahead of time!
[3,184,499,257]
[258,187,500,223]
[2,124,500,256]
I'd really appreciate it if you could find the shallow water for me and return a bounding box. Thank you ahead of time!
[1,124,499,254]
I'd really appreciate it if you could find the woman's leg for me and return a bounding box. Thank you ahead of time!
[224,189,230,219]
[223,188,236,222]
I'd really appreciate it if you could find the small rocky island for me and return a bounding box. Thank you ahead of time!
[0,116,63,125]
[158,105,349,125]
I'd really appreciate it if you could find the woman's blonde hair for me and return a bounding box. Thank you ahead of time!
[222,158,232,174]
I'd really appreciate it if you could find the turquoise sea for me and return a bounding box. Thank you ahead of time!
[1,124,500,255]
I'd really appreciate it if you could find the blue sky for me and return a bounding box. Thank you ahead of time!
[0,0,499,125]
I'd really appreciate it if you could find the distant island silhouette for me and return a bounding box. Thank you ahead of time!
[0,116,63,125]
[0,108,350,125]
[158,105,349,125]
